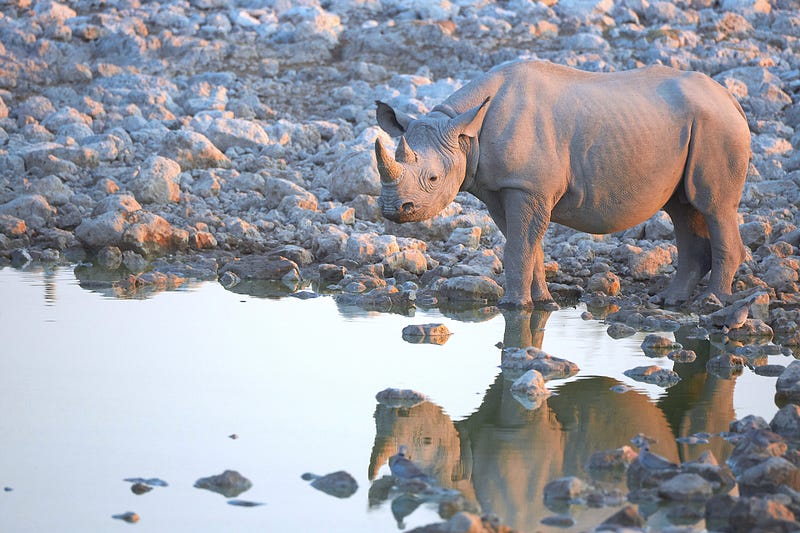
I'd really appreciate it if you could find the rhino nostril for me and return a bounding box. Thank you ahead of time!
[401,202,414,213]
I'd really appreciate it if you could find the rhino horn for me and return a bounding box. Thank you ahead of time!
[375,138,403,183]
[395,136,417,163]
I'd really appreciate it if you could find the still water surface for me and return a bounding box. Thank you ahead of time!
[0,266,785,532]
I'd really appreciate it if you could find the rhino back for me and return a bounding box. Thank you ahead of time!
[443,61,749,233]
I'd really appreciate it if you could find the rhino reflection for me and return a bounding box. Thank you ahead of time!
[369,310,737,531]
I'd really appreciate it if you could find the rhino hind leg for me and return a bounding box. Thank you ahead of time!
[659,196,713,306]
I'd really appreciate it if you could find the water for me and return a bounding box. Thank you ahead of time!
[0,265,786,532]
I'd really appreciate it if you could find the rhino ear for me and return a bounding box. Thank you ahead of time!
[450,97,491,139]
[376,101,414,137]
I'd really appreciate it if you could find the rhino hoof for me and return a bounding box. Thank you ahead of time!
[498,298,533,310]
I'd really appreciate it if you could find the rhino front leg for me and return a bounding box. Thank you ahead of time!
[497,189,554,309]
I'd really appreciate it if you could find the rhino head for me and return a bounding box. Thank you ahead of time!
[374,98,490,223]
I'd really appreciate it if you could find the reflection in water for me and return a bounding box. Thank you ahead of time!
[369,309,738,531]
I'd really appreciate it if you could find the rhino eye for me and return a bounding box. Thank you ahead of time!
[429,175,439,183]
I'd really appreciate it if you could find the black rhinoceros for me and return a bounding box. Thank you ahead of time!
[374,60,750,308]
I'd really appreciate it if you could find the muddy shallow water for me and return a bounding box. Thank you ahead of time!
[0,266,787,532]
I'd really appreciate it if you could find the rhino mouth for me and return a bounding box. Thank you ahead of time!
[381,200,417,223]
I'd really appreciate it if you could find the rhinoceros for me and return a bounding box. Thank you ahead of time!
[374,60,750,308]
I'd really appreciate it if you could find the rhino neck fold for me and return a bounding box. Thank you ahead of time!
[460,134,480,193]
[430,104,479,193]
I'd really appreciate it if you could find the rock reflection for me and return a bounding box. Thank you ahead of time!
[369,309,739,531]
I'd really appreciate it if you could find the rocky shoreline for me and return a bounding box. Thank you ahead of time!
[1,0,799,530]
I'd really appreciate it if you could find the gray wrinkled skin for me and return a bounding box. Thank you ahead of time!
[375,60,750,309]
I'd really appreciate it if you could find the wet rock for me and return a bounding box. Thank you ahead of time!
[219,255,300,282]
[776,361,800,402]
[729,496,798,532]
[731,415,770,434]
[112,512,139,523]
[375,387,427,408]
[705,493,738,531]
[501,346,579,380]
[668,349,697,363]
[437,275,504,305]
[726,319,774,341]
[401,323,451,344]
[586,446,639,482]
[303,470,358,499]
[771,404,800,441]
[641,334,682,355]
[543,476,590,502]
[131,483,152,495]
[598,505,645,529]
[658,473,713,502]
[10,248,32,267]
[623,365,681,387]
[194,470,252,498]
[122,251,147,274]
[606,322,636,339]
[706,353,746,377]
[739,456,800,493]
[509,369,551,410]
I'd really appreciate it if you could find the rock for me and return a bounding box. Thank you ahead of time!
[623,365,681,387]
[202,117,269,151]
[738,456,799,492]
[329,147,381,202]
[438,275,504,305]
[770,404,800,441]
[775,362,800,402]
[726,319,774,341]
[384,249,427,276]
[345,233,398,263]
[587,271,620,296]
[730,415,770,434]
[96,246,122,270]
[161,130,231,170]
[30,175,72,205]
[219,255,300,281]
[543,476,590,502]
[303,470,358,498]
[706,353,745,376]
[129,156,182,204]
[121,212,189,258]
[501,346,580,380]
[668,349,697,363]
[606,322,636,339]
[122,251,147,273]
[510,369,551,409]
[597,505,645,529]
[705,494,738,531]
[729,496,798,532]
[447,226,481,249]
[641,334,681,352]
[194,470,252,498]
[658,473,713,501]
[401,323,451,344]
[628,245,674,280]
[375,387,426,408]
[130,483,152,495]
[586,446,639,473]
[0,194,55,230]
[112,512,139,523]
